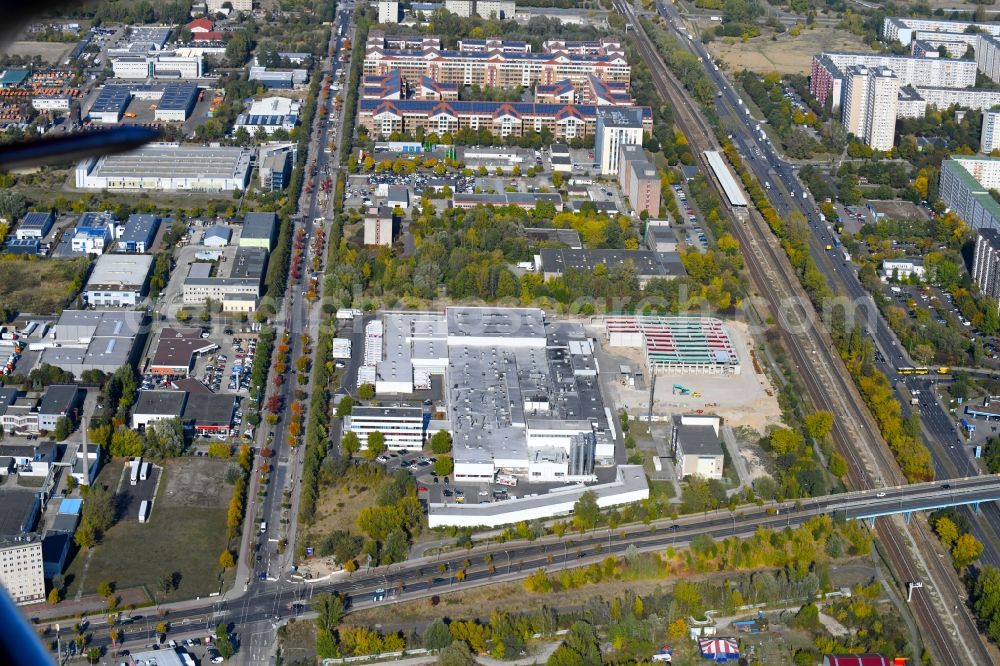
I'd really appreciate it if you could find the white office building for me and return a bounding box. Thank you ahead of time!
[345,406,425,450]
[671,414,725,480]
[594,107,644,175]
[881,257,926,282]
[110,53,203,80]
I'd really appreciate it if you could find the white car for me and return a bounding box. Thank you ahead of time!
[211,656,224,664]
[376,455,389,463]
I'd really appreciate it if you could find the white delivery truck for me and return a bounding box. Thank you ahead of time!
[139,500,150,523]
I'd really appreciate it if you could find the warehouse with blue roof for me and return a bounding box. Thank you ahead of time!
[89,85,131,123]
[15,211,54,240]
[155,83,198,121]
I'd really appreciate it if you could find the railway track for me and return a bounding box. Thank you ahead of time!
[615,2,989,663]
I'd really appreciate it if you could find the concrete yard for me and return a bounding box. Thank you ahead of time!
[590,319,781,433]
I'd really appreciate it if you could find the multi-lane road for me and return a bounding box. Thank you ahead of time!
[54,475,1000,658]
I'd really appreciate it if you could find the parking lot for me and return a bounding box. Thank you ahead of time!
[673,183,708,250]
[114,462,160,523]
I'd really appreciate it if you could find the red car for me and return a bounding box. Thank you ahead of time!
[417,486,428,492]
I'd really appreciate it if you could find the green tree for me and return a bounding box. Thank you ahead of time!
[363,431,386,460]
[434,456,454,477]
[424,619,453,650]
[97,581,113,598]
[935,516,960,548]
[312,592,345,635]
[572,491,600,531]
[52,416,73,441]
[336,395,356,418]
[215,623,235,659]
[973,565,1000,643]
[342,431,361,456]
[358,383,376,400]
[804,411,833,440]
[430,430,452,454]
[438,640,477,666]
[47,588,60,605]
[953,533,984,569]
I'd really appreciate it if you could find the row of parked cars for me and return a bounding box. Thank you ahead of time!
[673,184,707,248]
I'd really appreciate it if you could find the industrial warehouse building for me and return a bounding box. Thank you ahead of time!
[75,144,253,192]
[88,85,131,123]
[357,308,618,485]
[116,214,160,253]
[233,96,301,135]
[37,310,146,376]
[15,211,54,240]
[427,465,649,528]
[239,212,278,251]
[154,83,199,121]
[83,254,154,307]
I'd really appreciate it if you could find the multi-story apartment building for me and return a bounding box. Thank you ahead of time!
[810,52,976,108]
[882,16,1000,44]
[443,0,515,19]
[896,86,1000,118]
[977,34,1000,84]
[358,99,652,141]
[542,38,625,57]
[973,229,1000,313]
[983,109,1000,153]
[618,144,661,217]
[0,537,44,605]
[377,0,400,23]
[939,156,1000,231]
[910,30,979,58]
[207,0,251,11]
[862,67,900,150]
[363,35,630,91]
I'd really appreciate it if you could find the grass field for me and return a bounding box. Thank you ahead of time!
[708,26,873,75]
[0,256,90,318]
[65,458,234,602]
[278,618,317,666]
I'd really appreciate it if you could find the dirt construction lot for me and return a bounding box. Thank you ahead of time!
[5,41,76,64]
[592,319,782,433]
[708,27,873,75]
[65,457,233,601]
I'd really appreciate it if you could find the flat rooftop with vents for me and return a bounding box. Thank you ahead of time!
[75,143,253,192]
